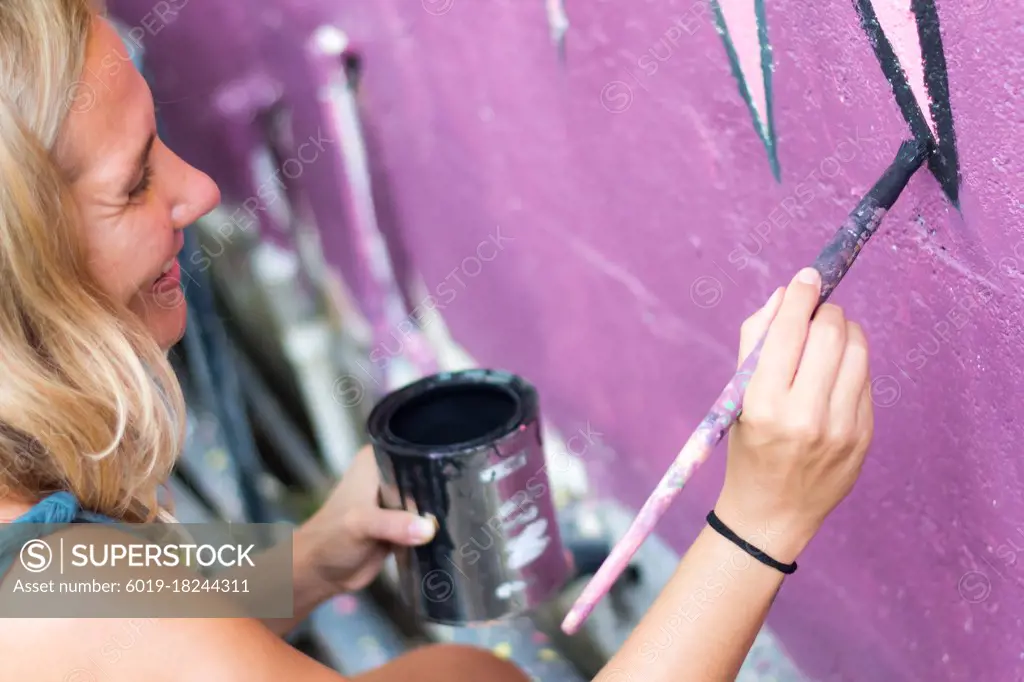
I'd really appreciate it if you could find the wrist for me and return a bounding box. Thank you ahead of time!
[293,523,337,605]
[711,496,817,565]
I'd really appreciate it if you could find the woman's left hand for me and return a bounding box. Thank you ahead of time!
[297,445,437,594]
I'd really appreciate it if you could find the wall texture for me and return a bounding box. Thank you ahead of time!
[108,0,1024,679]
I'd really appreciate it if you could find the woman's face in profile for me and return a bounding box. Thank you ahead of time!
[58,16,220,350]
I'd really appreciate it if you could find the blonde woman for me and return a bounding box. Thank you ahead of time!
[0,2,875,681]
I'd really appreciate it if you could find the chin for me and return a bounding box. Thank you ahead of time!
[154,303,188,351]
[138,297,188,351]
[129,283,189,351]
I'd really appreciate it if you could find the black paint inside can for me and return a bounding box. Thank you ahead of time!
[387,382,519,448]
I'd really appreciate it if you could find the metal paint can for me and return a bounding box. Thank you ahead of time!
[368,369,570,624]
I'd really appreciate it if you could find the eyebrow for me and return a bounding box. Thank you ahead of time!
[123,132,156,194]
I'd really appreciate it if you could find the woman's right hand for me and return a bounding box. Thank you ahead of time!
[715,267,875,565]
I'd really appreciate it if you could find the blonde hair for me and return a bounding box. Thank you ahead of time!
[0,0,184,520]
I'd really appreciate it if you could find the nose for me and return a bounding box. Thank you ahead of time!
[170,158,221,229]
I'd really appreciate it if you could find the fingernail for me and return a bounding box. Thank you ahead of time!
[410,515,436,542]
[795,267,820,285]
[765,287,782,307]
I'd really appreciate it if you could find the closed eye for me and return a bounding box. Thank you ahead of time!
[125,132,157,201]
[128,162,153,200]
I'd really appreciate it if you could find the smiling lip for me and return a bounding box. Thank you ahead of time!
[148,233,186,290]
[152,260,181,291]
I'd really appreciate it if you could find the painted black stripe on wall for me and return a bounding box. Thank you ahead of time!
[854,0,960,207]
[912,0,960,206]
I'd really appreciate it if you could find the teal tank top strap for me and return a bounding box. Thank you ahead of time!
[12,491,116,524]
[0,492,117,578]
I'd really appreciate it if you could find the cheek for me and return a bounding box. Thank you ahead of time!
[83,212,168,302]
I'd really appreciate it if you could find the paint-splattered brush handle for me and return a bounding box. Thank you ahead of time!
[560,141,929,635]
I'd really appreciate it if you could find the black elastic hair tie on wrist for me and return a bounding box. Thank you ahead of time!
[706,510,798,575]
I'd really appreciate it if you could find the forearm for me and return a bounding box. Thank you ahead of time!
[597,525,790,682]
[259,527,334,636]
[203,527,334,636]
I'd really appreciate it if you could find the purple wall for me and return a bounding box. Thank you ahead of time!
[110,1,1024,679]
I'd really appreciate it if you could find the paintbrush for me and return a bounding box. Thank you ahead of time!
[560,138,932,635]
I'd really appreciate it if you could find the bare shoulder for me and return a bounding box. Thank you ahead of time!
[0,524,345,682]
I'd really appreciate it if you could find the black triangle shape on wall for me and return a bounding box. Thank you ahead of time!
[854,0,961,207]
